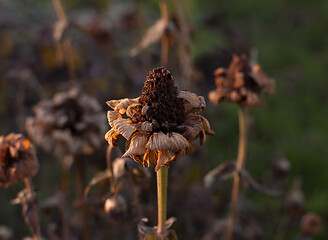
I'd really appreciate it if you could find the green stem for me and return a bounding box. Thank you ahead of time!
[227,106,247,240]
[157,167,168,236]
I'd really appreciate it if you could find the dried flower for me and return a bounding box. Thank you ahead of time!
[0,134,39,188]
[301,213,322,236]
[105,67,214,171]
[26,88,106,158]
[209,54,274,106]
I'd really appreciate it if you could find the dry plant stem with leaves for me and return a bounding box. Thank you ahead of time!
[227,106,247,240]
[24,178,41,240]
[105,67,214,238]
[0,134,41,239]
[208,54,274,239]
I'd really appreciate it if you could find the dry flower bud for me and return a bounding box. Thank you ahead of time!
[0,133,39,187]
[209,54,275,106]
[301,213,322,236]
[104,194,127,222]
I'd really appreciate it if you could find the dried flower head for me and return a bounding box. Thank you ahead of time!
[209,54,274,106]
[26,88,106,158]
[105,67,214,171]
[0,134,39,188]
[300,213,322,236]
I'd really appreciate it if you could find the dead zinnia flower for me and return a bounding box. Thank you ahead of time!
[0,134,39,188]
[26,88,106,158]
[105,67,214,171]
[209,54,275,106]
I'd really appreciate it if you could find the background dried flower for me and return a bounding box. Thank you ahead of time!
[300,213,322,236]
[105,67,214,171]
[208,54,275,106]
[0,133,39,188]
[26,88,106,158]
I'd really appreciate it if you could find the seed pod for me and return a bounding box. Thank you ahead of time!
[104,194,127,222]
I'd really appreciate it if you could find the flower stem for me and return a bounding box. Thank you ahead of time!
[74,158,90,240]
[160,0,169,67]
[227,106,248,240]
[157,167,168,236]
[23,178,41,240]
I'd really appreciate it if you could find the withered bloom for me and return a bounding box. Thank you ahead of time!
[0,134,39,187]
[105,67,214,171]
[209,54,274,106]
[26,88,106,158]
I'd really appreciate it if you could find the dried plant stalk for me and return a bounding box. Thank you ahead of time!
[227,106,247,240]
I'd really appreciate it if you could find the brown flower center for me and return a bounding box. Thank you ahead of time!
[138,67,185,133]
[0,143,15,169]
[54,98,85,134]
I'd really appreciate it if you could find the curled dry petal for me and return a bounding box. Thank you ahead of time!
[112,118,136,139]
[178,90,206,111]
[123,132,149,158]
[106,98,140,114]
[173,140,195,161]
[155,150,175,171]
[199,115,215,135]
[182,113,203,140]
[126,103,142,118]
[107,111,122,127]
[136,121,153,132]
[146,132,189,151]
[143,150,158,167]
[104,129,120,147]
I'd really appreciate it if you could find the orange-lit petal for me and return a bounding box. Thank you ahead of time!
[178,90,206,110]
[146,132,189,151]
[107,111,122,127]
[155,150,175,171]
[104,129,120,147]
[122,132,148,158]
[143,150,158,167]
[106,97,139,114]
[112,118,136,139]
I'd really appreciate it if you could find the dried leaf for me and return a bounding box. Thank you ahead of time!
[130,19,168,56]
[204,162,236,188]
[240,169,282,196]
[84,170,112,197]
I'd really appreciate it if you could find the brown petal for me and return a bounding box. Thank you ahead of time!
[130,155,143,165]
[106,98,139,114]
[104,129,120,147]
[182,114,203,140]
[234,72,245,88]
[208,90,221,104]
[136,121,153,132]
[143,150,158,167]
[112,118,136,139]
[173,140,195,161]
[199,115,215,135]
[107,111,122,127]
[126,103,142,118]
[145,132,189,151]
[199,129,206,145]
[122,132,148,158]
[178,90,206,110]
[155,150,175,171]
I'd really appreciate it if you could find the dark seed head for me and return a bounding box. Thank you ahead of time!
[138,67,185,133]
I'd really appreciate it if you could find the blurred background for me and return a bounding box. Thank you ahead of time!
[0,0,327,239]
